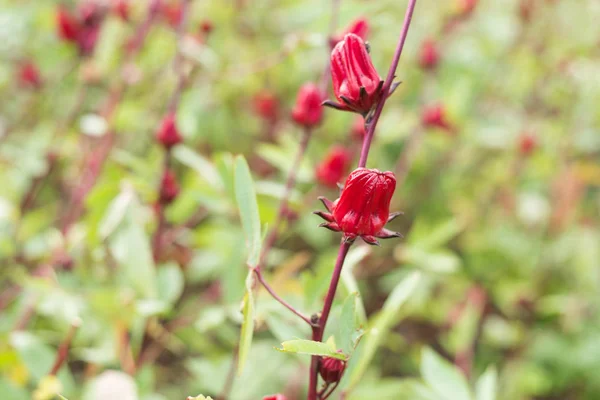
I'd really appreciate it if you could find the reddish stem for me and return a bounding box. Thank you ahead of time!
[49,321,80,376]
[254,268,312,325]
[358,0,418,168]
[308,240,352,400]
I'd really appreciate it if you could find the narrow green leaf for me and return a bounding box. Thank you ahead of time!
[98,189,133,240]
[347,272,421,390]
[339,292,359,355]
[173,145,222,189]
[475,366,498,400]
[421,348,472,400]
[234,155,262,267]
[341,247,369,323]
[156,263,185,305]
[237,272,255,375]
[278,339,346,360]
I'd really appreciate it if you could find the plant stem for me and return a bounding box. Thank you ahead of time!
[254,268,312,325]
[49,320,80,376]
[358,0,418,168]
[308,240,352,400]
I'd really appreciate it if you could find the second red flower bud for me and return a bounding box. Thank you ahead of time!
[319,356,346,383]
[156,113,183,148]
[291,83,324,129]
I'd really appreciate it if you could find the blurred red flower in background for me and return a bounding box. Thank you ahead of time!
[315,146,352,188]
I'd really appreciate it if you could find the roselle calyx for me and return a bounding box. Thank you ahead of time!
[330,17,370,48]
[159,169,180,204]
[419,39,440,70]
[319,356,346,383]
[325,34,384,117]
[315,168,402,245]
[315,146,352,188]
[291,83,324,129]
[156,113,183,148]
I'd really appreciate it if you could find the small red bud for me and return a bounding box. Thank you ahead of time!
[162,1,183,27]
[291,83,324,128]
[113,0,130,21]
[253,90,280,122]
[315,146,352,188]
[156,113,183,148]
[200,20,214,35]
[421,104,453,132]
[457,0,477,16]
[319,356,346,383]
[519,132,537,156]
[56,6,80,42]
[262,395,287,400]
[330,17,370,48]
[419,39,439,70]
[159,169,180,204]
[18,61,43,90]
[519,0,534,22]
[351,116,366,141]
[328,34,383,116]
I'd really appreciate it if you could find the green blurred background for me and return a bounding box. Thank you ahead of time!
[1,0,600,399]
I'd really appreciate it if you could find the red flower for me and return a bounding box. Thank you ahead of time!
[159,169,180,204]
[422,104,453,132]
[319,357,346,383]
[519,132,537,156]
[326,34,383,116]
[291,83,324,128]
[56,6,80,42]
[331,17,370,47]
[419,40,439,70]
[315,146,352,188]
[253,90,279,122]
[315,168,402,245]
[351,116,366,141]
[457,0,477,16]
[162,1,183,27]
[200,20,214,35]
[113,0,130,21]
[156,113,183,148]
[262,395,287,400]
[18,61,43,89]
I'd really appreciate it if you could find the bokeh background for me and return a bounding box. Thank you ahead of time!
[1,0,600,399]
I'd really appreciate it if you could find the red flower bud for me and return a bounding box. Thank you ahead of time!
[200,20,214,35]
[156,113,183,148]
[262,395,287,400]
[457,0,477,16]
[315,168,402,245]
[319,356,346,383]
[327,34,383,116]
[159,169,180,204]
[315,146,352,188]
[162,1,183,27]
[253,90,279,122]
[422,104,453,132]
[351,116,366,141]
[113,0,130,21]
[291,83,324,128]
[419,39,439,70]
[519,132,537,156]
[331,17,370,47]
[56,6,80,42]
[18,61,43,90]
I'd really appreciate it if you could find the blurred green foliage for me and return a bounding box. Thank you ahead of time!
[1,0,600,399]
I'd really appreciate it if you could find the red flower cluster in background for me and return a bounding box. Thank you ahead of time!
[56,2,105,56]
[315,146,352,188]
[159,169,180,204]
[262,395,287,400]
[315,168,402,245]
[519,132,537,156]
[291,83,324,129]
[422,103,454,133]
[419,39,440,70]
[156,113,183,148]
[330,17,370,48]
[17,61,43,90]
[253,90,280,123]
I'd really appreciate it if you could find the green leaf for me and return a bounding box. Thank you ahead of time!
[421,348,472,400]
[156,263,185,305]
[347,272,421,390]
[173,145,222,189]
[409,218,464,250]
[234,155,262,267]
[339,292,360,355]
[340,247,369,323]
[237,272,255,375]
[98,189,134,240]
[278,339,347,360]
[475,366,498,400]
[187,395,214,400]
